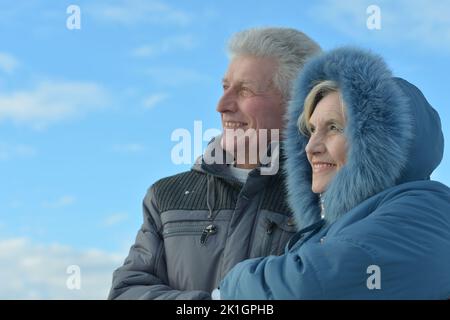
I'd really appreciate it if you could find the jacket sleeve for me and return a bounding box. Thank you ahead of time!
[219,237,376,300]
[108,186,211,300]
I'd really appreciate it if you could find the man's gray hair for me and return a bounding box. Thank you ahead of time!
[228,27,322,100]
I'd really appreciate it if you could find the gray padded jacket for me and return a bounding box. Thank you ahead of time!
[108,139,296,299]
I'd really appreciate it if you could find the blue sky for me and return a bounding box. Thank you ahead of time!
[1,0,449,299]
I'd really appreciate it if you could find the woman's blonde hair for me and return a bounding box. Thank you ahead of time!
[298,80,344,136]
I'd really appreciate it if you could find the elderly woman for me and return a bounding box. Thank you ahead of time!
[218,47,450,299]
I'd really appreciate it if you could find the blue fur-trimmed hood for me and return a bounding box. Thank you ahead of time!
[284,47,444,227]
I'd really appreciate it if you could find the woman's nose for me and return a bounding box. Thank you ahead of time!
[305,133,325,155]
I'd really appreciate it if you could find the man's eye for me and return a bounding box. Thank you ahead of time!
[222,84,229,91]
[239,87,253,97]
[309,126,316,134]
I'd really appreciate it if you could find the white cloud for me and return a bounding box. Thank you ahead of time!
[0,237,123,299]
[112,143,145,153]
[19,225,47,238]
[142,93,168,109]
[0,80,109,129]
[0,143,37,161]
[88,0,191,27]
[309,0,450,53]
[9,200,23,209]
[102,213,128,227]
[132,35,196,58]
[145,67,210,86]
[42,195,76,209]
[0,52,19,74]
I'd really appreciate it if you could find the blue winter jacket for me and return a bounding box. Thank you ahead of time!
[220,47,450,299]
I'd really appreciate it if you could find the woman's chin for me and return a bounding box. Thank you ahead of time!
[311,182,327,194]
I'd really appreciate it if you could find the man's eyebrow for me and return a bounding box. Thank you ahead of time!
[221,78,258,86]
[239,79,258,86]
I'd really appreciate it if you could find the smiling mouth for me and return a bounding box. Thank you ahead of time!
[312,162,337,172]
[223,121,248,129]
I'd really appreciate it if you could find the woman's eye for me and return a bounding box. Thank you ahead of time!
[330,124,343,132]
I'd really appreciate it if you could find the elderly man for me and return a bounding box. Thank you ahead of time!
[108,27,321,300]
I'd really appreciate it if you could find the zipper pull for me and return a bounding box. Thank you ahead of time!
[266,220,275,235]
[200,224,217,245]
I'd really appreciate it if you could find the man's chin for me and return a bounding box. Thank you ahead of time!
[218,135,234,160]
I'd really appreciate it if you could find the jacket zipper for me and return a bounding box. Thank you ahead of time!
[163,225,207,238]
[203,175,219,246]
[200,224,217,245]
[163,224,218,246]
[262,220,275,255]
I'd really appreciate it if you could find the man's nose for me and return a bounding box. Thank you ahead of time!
[305,133,326,155]
[216,89,238,113]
